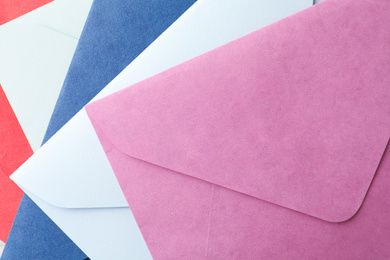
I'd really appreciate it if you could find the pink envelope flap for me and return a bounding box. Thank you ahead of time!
[86,0,390,223]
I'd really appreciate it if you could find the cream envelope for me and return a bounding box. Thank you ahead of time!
[0,0,93,151]
[10,0,313,259]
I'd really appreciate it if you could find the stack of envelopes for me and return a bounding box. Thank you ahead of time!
[1,0,389,259]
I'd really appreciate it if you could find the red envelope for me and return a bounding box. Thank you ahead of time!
[0,84,33,242]
[0,0,53,25]
[87,0,390,258]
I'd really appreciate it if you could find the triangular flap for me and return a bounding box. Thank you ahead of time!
[10,110,129,209]
[86,0,390,222]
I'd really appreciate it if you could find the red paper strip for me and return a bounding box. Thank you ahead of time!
[0,0,53,26]
[0,84,33,242]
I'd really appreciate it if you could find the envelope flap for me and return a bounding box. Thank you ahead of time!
[10,110,129,209]
[0,23,80,151]
[87,0,390,223]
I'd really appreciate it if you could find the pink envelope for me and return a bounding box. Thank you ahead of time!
[86,0,390,258]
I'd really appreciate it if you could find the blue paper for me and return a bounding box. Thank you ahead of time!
[43,0,196,141]
[1,196,88,260]
[2,0,195,258]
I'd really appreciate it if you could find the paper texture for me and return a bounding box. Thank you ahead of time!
[0,0,52,25]
[1,196,89,260]
[0,0,93,151]
[0,85,31,243]
[10,0,312,259]
[1,0,92,258]
[6,0,196,259]
[86,0,390,258]
[42,0,197,142]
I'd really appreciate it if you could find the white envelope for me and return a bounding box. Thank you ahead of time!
[11,0,313,259]
[0,0,93,151]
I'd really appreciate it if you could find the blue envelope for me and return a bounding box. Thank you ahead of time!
[1,0,195,259]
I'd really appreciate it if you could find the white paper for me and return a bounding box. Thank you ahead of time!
[0,240,4,257]
[0,0,93,151]
[11,0,313,259]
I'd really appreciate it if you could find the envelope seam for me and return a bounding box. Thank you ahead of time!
[205,185,215,259]
[37,25,79,40]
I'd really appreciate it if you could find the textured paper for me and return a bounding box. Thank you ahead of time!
[0,0,93,151]
[6,0,196,259]
[10,0,312,259]
[94,0,313,100]
[0,0,92,258]
[0,0,52,25]
[42,0,196,142]
[1,196,88,260]
[86,0,390,258]
[0,85,31,243]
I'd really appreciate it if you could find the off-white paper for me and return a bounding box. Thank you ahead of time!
[0,0,93,151]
